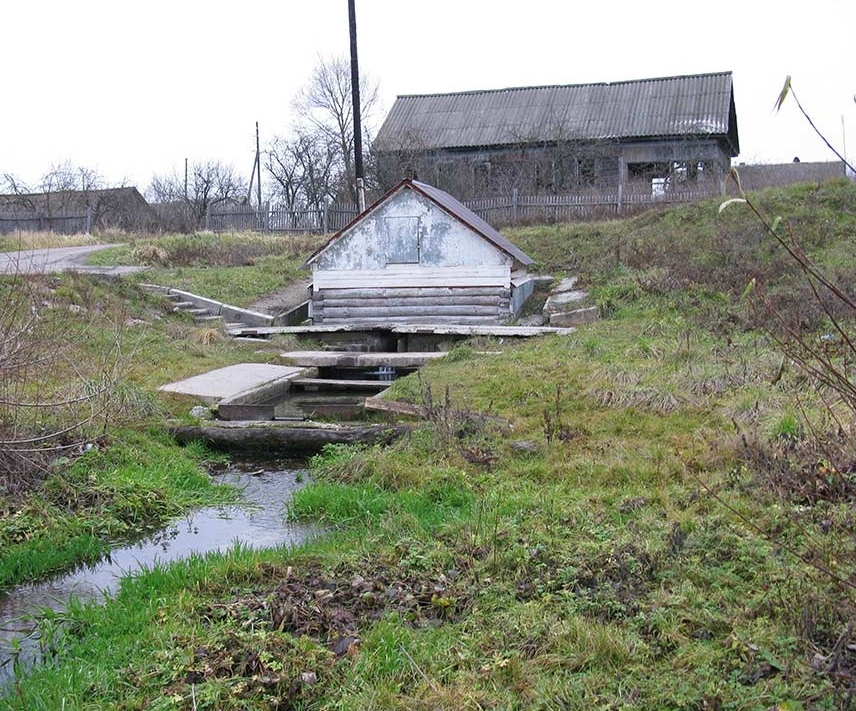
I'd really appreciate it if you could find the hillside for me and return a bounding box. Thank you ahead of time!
[4,180,856,709]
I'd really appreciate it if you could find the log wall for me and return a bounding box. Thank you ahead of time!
[311,286,511,324]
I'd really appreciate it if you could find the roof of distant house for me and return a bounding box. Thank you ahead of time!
[374,71,739,156]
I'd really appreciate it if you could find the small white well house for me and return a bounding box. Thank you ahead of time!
[304,180,535,325]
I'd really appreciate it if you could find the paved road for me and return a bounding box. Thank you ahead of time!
[0,244,143,276]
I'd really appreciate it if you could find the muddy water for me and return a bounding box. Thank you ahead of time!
[0,460,315,687]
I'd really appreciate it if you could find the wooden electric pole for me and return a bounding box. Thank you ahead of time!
[255,121,262,210]
[348,0,365,211]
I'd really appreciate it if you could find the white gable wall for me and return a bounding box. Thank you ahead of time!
[310,186,517,324]
[313,188,510,275]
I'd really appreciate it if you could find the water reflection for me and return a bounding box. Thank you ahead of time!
[0,460,315,687]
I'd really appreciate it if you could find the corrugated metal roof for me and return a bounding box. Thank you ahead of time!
[374,71,736,153]
[305,179,534,268]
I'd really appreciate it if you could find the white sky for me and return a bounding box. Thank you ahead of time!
[2,0,854,192]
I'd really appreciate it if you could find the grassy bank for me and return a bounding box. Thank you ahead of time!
[89,231,325,307]
[4,181,856,708]
[0,433,235,588]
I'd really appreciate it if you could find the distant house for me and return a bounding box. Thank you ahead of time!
[0,187,161,234]
[303,179,535,325]
[374,71,740,200]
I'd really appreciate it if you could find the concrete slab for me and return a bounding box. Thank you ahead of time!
[544,289,589,313]
[229,324,576,338]
[552,276,579,294]
[279,351,448,368]
[159,364,304,404]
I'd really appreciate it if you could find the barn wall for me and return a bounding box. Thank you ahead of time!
[378,138,732,200]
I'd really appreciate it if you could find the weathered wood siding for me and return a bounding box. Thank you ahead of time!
[310,187,515,324]
[312,286,511,325]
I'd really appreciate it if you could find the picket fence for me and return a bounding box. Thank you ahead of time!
[208,186,721,234]
[0,186,721,236]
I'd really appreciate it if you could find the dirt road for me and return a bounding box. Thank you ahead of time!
[0,244,142,276]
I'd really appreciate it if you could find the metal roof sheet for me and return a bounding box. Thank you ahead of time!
[375,71,736,153]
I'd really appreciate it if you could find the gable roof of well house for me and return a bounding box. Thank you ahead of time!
[374,71,739,156]
[306,179,534,269]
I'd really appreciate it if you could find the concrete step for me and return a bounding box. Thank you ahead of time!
[548,306,599,327]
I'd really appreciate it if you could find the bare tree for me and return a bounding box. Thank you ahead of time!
[148,160,247,232]
[290,55,380,203]
[265,129,338,210]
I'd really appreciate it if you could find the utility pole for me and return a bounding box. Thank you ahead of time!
[255,121,262,210]
[348,0,365,211]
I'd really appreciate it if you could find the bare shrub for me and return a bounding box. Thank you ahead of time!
[738,426,856,506]
[0,273,130,498]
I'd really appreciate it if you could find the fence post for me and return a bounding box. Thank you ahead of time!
[323,201,329,234]
[204,204,210,231]
[85,205,93,234]
[512,188,519,225]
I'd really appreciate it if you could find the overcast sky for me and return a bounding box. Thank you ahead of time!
[2,0,854,192]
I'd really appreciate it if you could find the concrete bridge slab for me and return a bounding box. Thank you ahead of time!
[159,364,303,404]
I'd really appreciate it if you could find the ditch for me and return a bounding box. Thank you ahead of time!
[0,459,316,690]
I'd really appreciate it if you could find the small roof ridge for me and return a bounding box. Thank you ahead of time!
[394,70,733,100]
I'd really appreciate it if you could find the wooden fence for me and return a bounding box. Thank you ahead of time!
[0,209,92,235]
[0,187,719,236]
[207,203,359,234]
[466,186,721,226]
[208,187,721,234]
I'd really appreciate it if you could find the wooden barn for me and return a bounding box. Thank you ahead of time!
[374,71,739,201]
[303,179,535,325]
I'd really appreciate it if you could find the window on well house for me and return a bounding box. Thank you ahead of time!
[384,216,420,264]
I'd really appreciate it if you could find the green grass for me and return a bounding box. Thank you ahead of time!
[4,181,856,708]
[88,231,323,307]
[0,433,236,589]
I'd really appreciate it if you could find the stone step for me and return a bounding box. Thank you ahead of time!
[548,306,599,327]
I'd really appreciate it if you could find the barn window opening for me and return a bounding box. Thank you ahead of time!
[384,216,421,264]
[577,157,596,186]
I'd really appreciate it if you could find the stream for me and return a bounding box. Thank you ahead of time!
[0,459,316,688]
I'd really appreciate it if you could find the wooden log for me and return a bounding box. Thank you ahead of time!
[168,421,409,452]
[290,378,392,391]
[318,295,501,308]
[321,305,500,318]
[363,397,427,418]
[317,287,509,300]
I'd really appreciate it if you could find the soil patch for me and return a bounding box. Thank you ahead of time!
[154,561,472,706]
[247,279,311,316]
